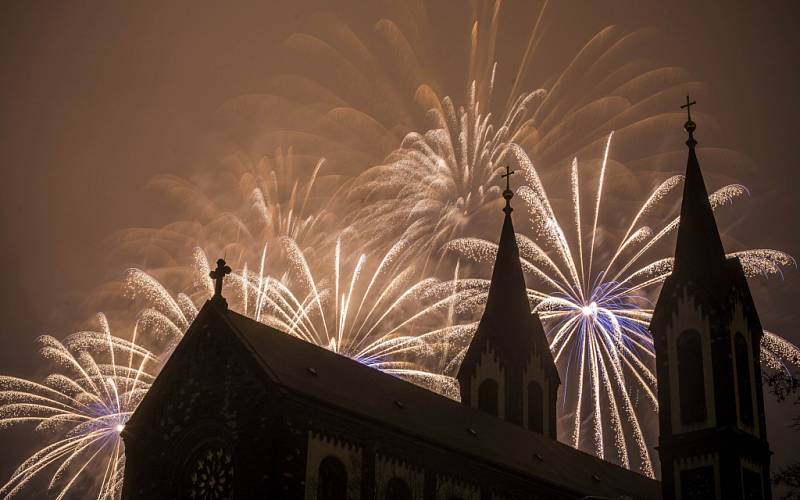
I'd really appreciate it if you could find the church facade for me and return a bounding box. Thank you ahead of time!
[121,103,771,500]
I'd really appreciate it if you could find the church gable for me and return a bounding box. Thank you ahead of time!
[728,299,760,435]
[522,348,555,437]
[464,341,505,417]
[434,476,480,500]
[374,455,424,500]
[122,303,286,498]
[125,303,277,435]
[304,432,363,500]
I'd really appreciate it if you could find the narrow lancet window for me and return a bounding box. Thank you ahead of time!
[735,332,754,427]
[677,329,707,425]
[318,456,347,500]
[477,379,499,416]
[527,381,544,433]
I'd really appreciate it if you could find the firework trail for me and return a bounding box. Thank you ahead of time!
[0,315,156,499]
[445,138,797,475]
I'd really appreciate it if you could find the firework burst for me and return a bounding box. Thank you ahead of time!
[218,235,484,399]
[348,78,542,257]
[0,315,156,499]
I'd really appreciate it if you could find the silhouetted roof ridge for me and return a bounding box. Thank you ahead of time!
[217,306,658,499]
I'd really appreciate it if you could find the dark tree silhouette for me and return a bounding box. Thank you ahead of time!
[766,372,800,499]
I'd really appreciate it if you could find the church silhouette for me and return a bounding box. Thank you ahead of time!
[121,100,772,500]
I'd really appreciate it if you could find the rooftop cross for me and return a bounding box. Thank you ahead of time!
[501,165,516,214]
[209,258,232,306]
[680,95,697,148]
[681,95,696,121]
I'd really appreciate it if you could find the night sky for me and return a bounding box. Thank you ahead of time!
[1,0,798,493]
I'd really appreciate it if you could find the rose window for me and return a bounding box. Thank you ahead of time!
[187,447,234,499]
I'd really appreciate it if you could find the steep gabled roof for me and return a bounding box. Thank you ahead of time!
[199,305,657,499]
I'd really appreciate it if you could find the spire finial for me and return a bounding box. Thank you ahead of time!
[209,258,232,307]
[501,165,516,215]
[681,95,697,148]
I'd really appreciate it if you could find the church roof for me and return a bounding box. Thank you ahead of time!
[208,304,657,499]
[673,110,727,278]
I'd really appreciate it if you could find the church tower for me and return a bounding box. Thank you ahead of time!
[457,167,560,438]
[651,98,772,500]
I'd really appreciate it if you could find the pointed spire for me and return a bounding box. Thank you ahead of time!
[457,165,559,401]
[477,168,554,365]
[482,166,529,320]
[674,97,727,275]
[457,170,559,421]
[482,203,531,321]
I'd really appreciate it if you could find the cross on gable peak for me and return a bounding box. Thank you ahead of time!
[209,258,232,307]
[501,165,516,189]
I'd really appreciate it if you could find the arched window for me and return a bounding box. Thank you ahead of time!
[318,456,347,500]
[477,379,499,416]
[677,329,707,425]
[527,381,544,433]
[742,468,763,500]
[385,477,412,500]
[735,332,755,427]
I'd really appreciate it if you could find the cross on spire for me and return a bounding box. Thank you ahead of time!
[501,165,516,214]
[681,95,696,121]
[209,258,232,307]
[681,95,697,148]
[501,165,516,192]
